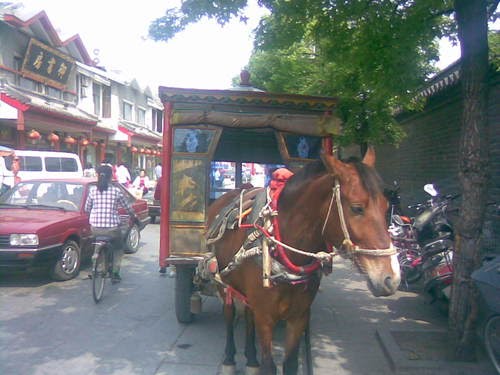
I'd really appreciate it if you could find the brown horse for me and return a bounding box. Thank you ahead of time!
[206,147,400,375]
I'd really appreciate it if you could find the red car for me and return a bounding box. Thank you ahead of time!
[0,178,150,280]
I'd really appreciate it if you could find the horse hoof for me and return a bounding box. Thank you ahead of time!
[245,365,260,375]
[221,364,236,375]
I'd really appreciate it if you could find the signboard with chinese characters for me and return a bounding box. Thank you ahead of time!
[21,38,74,87]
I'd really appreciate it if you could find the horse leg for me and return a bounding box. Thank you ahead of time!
[221,302,237,375]
[244,307,259,374]
[254,314,277,375]
[282,312,310,375]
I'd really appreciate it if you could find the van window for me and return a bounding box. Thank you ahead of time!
[45,157,79,172]
[5,156,44,172]
[23,156,43,171]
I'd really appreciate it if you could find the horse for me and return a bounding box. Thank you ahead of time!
[206,146,401,375]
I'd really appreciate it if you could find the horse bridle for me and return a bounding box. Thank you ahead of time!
[322,178,396,258]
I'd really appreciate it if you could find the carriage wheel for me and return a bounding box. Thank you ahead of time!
[175,265,195,324]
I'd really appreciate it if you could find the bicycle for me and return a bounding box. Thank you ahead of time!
[91,234,116,303]
[91,218,143,303]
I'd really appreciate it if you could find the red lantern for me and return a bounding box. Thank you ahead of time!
[27,129,41,140]
[139,148,145,153]
[131,146,138,153]
[145,149,152,155]
[64,136,77,145]
[47,132,59,144]
[91,140,99,147]
[80,138,89,146]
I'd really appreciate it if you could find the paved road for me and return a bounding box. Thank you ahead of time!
[1,224,228,375]
[1,223,496,375]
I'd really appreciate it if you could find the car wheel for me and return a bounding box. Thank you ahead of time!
[124,224,140,254]
[51,240,81,281]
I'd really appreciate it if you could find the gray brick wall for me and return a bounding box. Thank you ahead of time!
[376,75,499,254]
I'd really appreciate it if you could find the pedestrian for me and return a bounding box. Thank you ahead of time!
[154,162,162,180]
[85,164,138,282]
[132,169,150,196]
[83,162,96,178]
[116,162,131,187]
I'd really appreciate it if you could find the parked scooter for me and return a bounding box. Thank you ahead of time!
[389,184,458,304]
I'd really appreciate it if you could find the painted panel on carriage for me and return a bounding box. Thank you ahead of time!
[173,128,216,154]
[283,134,322,160]
[169,226,206,255]
[171,158,206,222]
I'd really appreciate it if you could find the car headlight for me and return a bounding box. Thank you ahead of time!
[10,234,39,246]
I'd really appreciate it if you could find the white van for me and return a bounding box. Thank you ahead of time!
[0,150,83,188]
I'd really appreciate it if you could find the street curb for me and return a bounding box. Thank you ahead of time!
[376,328,493,374]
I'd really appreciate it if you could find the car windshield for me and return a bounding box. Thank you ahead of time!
[0,181,84,211]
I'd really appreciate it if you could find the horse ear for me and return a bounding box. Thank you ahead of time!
[321,152,349,177]
[362,146,376,167]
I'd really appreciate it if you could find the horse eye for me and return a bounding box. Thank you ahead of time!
[351,205,365,215]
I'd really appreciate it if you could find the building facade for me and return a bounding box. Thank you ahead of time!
[0,8,162,180]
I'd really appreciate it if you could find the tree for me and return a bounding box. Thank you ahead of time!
[449,0,490,360]
[150,0,498,358]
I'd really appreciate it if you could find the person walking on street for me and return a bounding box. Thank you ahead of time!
[116,163,131,187]
[85,165,138,282]
[154,163,162,180]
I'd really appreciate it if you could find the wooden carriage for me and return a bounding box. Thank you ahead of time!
[157,83,341,322]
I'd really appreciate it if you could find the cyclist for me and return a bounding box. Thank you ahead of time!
[85,164,138,282]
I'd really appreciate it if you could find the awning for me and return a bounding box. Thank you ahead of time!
[1,83,98,126]
[119,120,161,144]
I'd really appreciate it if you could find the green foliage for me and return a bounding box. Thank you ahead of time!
[149,0,249,41]
[149,0,494,146]
[490,30,500,70]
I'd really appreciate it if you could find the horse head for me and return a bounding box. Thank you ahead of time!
[320,147,400,296]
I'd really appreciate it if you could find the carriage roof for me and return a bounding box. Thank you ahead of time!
[158,86,342,136]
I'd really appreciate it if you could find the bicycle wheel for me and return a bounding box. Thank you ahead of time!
[484,315,500,374]
[92,247,107,303]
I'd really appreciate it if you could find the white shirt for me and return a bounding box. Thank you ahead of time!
[154,164,162,179]
[115,165,131,184]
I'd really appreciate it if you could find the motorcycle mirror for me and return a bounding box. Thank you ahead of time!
[424,183,438,197]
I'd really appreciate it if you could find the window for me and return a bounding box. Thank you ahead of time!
[102,86,111,118]
[79,75,89,98]
[122,101,133,121]
[137,107,146,125]
[47,86,61,99]
[14,156,43,172]
[14,57,22,86]
[93,83,101,116]
[20,77,35,90]
[209,161,284,200]
[152,109,163,133]
[45,157,78,172]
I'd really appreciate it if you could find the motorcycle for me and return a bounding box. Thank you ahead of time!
[472,254,500,374]
[389,184,458,310]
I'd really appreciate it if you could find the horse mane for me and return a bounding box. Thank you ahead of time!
[280,157,384,207]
